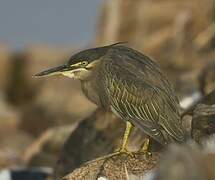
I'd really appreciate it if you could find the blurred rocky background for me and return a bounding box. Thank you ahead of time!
[0,0,215,179]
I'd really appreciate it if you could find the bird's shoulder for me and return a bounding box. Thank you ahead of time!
[101,46,171,93]
[103,45,160,76]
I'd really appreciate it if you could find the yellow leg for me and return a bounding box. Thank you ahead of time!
[120,121,133,152]
[138,138,152,156]
[114,121,133,155]
[141,138,150,152]
[139,138,152,156]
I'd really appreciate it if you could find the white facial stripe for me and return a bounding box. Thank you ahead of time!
[62,71,75,78]
[61,68,87,78]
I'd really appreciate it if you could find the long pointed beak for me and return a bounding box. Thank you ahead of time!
[34,64,70,77]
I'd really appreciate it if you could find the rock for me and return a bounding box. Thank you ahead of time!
[0,130,33,168]
[61,136,215,180]
[194,22,215,51]
[18,104,77,137]
[0,45,11,91]
[53,109,123,179]
[62,152,160,180]
[23,125,77,168]
[200,91,215,105]
[5,53,38,106]
[97,0,212,45]
[54,108,162,179]
[0,93,29,169]
[199,61,215,95]
[0,93,20,135]
[191,90,215,143]
[154,142,215,180]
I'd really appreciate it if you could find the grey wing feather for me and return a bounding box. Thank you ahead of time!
[101,47,185,145]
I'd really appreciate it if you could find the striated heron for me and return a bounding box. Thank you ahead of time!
[35,43,185,154]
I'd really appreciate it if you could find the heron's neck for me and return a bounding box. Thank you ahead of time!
[73,69,93,80]
[81,78,101,106]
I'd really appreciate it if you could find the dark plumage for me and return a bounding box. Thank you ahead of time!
[83,45,184,145]
[35,43,185,150]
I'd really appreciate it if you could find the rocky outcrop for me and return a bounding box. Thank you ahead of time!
[62,152,160,180]
[53,108,162,179]
[191,91,215,143]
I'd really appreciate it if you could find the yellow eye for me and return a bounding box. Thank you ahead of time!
[81,61,88,66]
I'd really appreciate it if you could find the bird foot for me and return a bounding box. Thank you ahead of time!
[137,138,152,158]
[143,150,152,156]
[114,148,134,157]
[136,149,152,158]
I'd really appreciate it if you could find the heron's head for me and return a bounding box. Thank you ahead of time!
[35,43,123,80]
